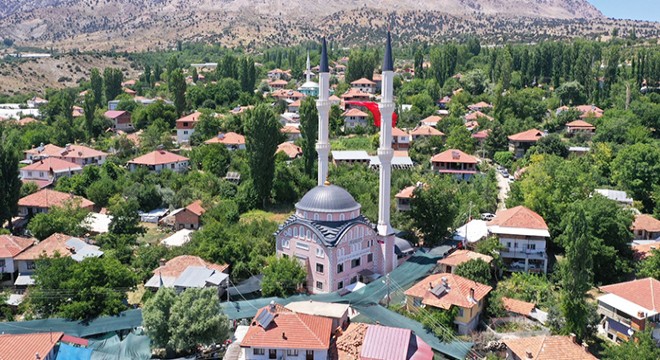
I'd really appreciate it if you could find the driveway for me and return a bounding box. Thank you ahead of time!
[495,171,510,210]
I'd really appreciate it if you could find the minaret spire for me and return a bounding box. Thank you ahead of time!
[306,51,311,83]
[377,31,395,238]
[316,38,331,186]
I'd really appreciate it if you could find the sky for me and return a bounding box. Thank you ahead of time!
[588,0,660,22]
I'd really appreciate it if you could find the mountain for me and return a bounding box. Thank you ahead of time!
[0,0,654,52]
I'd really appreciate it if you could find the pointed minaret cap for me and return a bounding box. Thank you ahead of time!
[383,31,394,72]
[320,37,329,73]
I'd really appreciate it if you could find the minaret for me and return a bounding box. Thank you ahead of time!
[306,51,312,83]
[316,38,331,186]
[377,32,395,237]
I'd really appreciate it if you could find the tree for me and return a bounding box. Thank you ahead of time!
[90,68,103,108]
[103,68,123,102]
[262,256,306,297]
[83,92,96,140]
[560,203,594,342]
[191,67,198,83]
[189,111,222,145]
[602,328,660,360]
[107,195,144,235]
[143,287,176,350]
[244,105,282,208]
[454,259,492,284]
[639,250,660,280]
[0,141,21,227]
[190,144,230,177]
[299,96,318,178]
[461,69,488,95]
[556,81,586,106]
[168,288,230,353]
[169,69,187,117]
[445,125,475,154]
[612,143,660,212]
[527,134,569,158]
[409,177,458,246]
[27,202,90,240]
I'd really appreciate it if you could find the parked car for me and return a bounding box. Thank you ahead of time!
[481,213,495,221]
[510,261,526,269]
[501,169,509,177]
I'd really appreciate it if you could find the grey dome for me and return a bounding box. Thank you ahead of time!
[296,184,360,213]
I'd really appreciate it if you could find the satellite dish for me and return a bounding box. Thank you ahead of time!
[627,328,634,336]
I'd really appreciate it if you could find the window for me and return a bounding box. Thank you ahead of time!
[293,227,298,236]
[27,171,32,177]
[287,350,299,356]
[337,263,344,273]
[506,242,511,248]
[316,281,323,290]
[413,297,422,307]
[527,244,536,250]
[269,349,277,359]
[296,242,309,250]
[457,308,464,317]
[316,248,324,258]
[367,253,373,263]
[327,214,332,221]
[253,348,265,355]
[514,242,518,248]
[339,214,345,221]
[282,239,290,249]
[183,130,188,135]
[27,261,36,270]
[0,259,5,268]
[306,350,314,360]
[171,164,175,169]
[183,122,189,127]
[316,263,324,273]
[351,258,361,268]
[314,213,319,221]
[338,281,344,289]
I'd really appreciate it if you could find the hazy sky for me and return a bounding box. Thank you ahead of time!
[588,0,660,22]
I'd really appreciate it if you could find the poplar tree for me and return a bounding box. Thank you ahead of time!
[244,105,282,208]
[299,97,318,177]
[169,69,187,117]
[0,140,21,228]
[90,68,103,108]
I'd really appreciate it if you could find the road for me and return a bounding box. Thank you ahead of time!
[495,171,510,210]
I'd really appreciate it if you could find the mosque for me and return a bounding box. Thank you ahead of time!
[275,34,407,294]
[298,52,320,97]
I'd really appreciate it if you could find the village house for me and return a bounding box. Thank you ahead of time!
[472,129,490,148]
[430,149,479,181]
[162,200,206,230]
[103,110,133,131]
[487,206,550,273]
[14,233,103,288]
[267,68,291,81]
[391,127,410,150]
[271,89,305,102]
[281,125,301,141]
[597,277,660,343]
[500,297,548,324]
[175,111,202,144]
[350,78,377,94]
[24,143,107,167]
[340,88,372,103]
[0,235,36,281]
[593,188,634,206]
[127,149,189,173]
[277,142,303,159]
[204,132,246,150]
[502,335,597,360]
[574,104,604,119]
[437,250,493,274]
[419,115,442,128]
[27,97,48,108]
[20,157,83,186]
[287,99,301,113]
[409,125,444,141]
[566,119,596,135]
[268,79,289,90]
[437,96,451,109]
[508,129,544,159]
[18,189,94,217]
[464,111,493,123]
[0,332,65,360]
[395,185,417,212]
[284,301,350,330]
[145,255,229,293]
[343,108,369,129]
[467,101,493,112]
[329,95,341,106]
[331,151,372,166]
[240,303,333,360]
[632,214,660,241]
[24,143,65,162]
[335,322,434,360]
[404,273,492,335]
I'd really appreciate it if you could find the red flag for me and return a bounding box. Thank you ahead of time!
[345,101,398,127]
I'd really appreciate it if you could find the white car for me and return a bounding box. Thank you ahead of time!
[481,213,495,221]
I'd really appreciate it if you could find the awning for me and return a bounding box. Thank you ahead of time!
[395,237,415,256]
[14,273,35,286]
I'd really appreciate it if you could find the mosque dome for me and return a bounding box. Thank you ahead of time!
[299,81,319,89]
[296,184,360,214]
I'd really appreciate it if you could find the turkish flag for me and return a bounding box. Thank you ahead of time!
[345,101,398,127]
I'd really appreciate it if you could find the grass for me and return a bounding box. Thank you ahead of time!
[137,222,172,246]
[240,205,294,224]
[127,284,146,306]
[330,135,376,152]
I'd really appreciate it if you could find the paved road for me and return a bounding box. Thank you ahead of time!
[495,171,510,210]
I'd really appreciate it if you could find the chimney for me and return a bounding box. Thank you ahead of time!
[35,353,41,360]
[637,311,646,318]
[429,282,433,290]
[469,288,475,300]
[441,277,448,287]
[282,332,287,340]
[269,300,276,312]
[65,143,71,150]
[569,333,576,344]
[525,350,533,360]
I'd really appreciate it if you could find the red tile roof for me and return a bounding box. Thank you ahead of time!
[410,125,444,136]
[343,108,368,117]
[501,297,535,316]
[468,101,492,110]
[128,150,189,166]
[0,332,64,360]
[566,120,595,129]
[633,214,660,232]
[14,233,78,260]
[431,149,478,164]
[269,79,289,86]
[0,235,36,258]
[395,185,416,199]
[152,255,228,278]
[465,111,493,121]
[438,250,493,267]
[17,117,39,126]
[21,178,53,189]
[241,303,333,350]
[104,110,128,119]
[633,243,660,260]
[22,157,82,173]
[204,132,246,146]
[508,129,544,142]
[281,125,301,134]
[350,78,376,86]
[420,115,442,125]
[340,88,372,99]
[391,127,408,137]
[18,189,94,210]
[176,111,202,124]
[472,129,490,140]
[277,142,303,159]
[185,200,205,217]
[503,335,597,360]
[360,325,414,360]
[56,144,108,159]
[575,105,604,118]
[404,273,492,310]
[24,144,64,157]
[488,206,548,230]
[599,278,660,311]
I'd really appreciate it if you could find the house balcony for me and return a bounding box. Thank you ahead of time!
[500,249,547,260]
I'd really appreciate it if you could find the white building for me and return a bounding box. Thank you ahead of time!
[127,150,189,173]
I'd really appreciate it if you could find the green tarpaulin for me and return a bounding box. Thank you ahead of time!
[0,309,142,337]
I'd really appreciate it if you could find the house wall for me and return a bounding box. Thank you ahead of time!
[392,135,410,150]
[18,205,49,217]
[344,116,368,129]
[16,259,36,273]
[21,168,83,181]
[174,209,201,230]
[351,84,376,94]
[0,257,16,273]
[57,155,106,166]
[129,160,189,173]
[176,129,195,144]
[405,296,484,335]
[242,348,327,360]
[396,198,411,212]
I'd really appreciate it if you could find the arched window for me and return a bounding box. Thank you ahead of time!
[314,213,320,221]
[299,226,304,236]
[327,214,332,221]
[293,227,298,236]
[306,230,311,239]
[340,214,345,221]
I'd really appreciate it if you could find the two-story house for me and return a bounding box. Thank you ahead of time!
[487,206,550,273]
[145,255,229,293]
[24,143,107,167]
[437,250,493,274]
[104,110,133,131]
[18,189,95,217]
[409,125,444,141]
[597,278,660,343]
[508,129,544,159]
[391,127,410,150]
[204,132,246,150]
[566,120,596,136]
[431,149,478,181]
[20,157,83,186]
[176,111,202,144]
[350,78,377,94]
[241,302,333,360]
[404,273,492,335]
[0,235,36,281]
[281,126,301,142]
[127,150,189,173]
[632,214,660,241]
[343,108,369,129]
[268,79,289,90]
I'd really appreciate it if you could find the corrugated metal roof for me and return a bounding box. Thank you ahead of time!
[361,325,410,360]
[173,266,216,288]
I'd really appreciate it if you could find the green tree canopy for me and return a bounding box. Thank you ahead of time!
[454,259,492,285]
[261,256,306,298]
[409,176,458,246]
[244,105,282,208]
